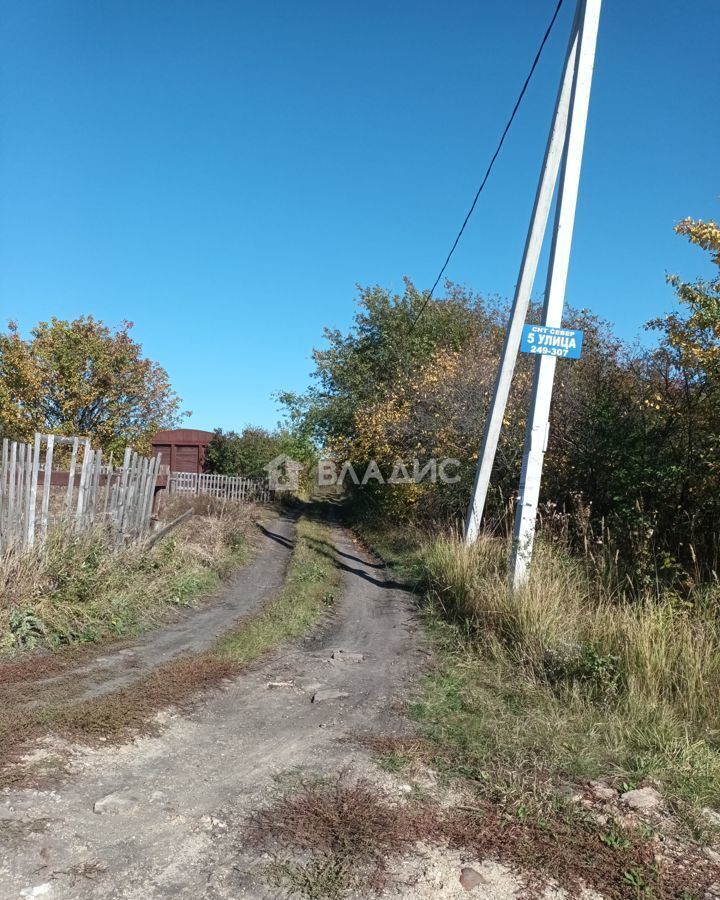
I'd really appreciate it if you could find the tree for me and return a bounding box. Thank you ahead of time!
[0,317,186,452]
[279,281,517,522]
[205,427,277,477]
[281,233,720,582]
[278,280,486,448]
[654,218,720,379]
[205,427,315,477]
[203,429,244,475]
[642,218,720,571]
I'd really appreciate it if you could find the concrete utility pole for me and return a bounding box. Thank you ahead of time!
[464,0,601,584]
[511,0,602,587]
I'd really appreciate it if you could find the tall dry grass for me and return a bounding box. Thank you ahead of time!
[0,495,257,652]
[419,531,720,805]
[423,533,720,725]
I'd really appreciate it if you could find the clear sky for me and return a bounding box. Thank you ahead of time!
[1,1,717,431]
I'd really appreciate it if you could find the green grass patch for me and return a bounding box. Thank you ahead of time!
[414,534,720,812]
[358,523,720,816]
[0,497,255,652]
[215,517,340,665]
[350,519,427,588]
[412,612,720,807]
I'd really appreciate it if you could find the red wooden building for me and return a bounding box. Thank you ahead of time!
[151,428,214,474]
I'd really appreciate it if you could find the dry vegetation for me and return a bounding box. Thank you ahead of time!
[418,533,720,810]
[425,532,720,716]
[248,774,429,897]
[0,494,256,652]
[358,516,720,810]
[245,771,716,899]
[0,515,340,785]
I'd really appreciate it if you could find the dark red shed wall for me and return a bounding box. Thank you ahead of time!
[151,429,214,474]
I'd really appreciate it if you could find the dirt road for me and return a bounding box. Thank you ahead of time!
[0,518,424,899]
[14,510,298,710]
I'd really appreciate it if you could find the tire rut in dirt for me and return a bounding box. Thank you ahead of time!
[8,510,298,708]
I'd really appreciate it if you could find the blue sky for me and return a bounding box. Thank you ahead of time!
[1,1,717,431]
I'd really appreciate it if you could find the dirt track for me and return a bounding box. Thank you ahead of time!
[17,510,298,709]
[0,517,423,899]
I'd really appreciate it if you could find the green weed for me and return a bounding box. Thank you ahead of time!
[0,496,255,652]
[415,533,720,810]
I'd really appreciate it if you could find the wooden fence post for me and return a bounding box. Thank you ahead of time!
[65,436,79,516]
[114,448,132,537]
[38,433,55,542]
[0,438,8,543]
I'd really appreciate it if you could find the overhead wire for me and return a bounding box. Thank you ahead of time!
[408,0,567,331]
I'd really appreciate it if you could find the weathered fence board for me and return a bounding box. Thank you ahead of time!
[0,433,161,553]
[168,471,270,503]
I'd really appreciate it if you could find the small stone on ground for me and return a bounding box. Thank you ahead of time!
[20,885,52,898]
[620,787,662,810]
[311,689,350,703]
[93,790,141,815]
[459,866,486,890]
[702,807,720,828]
[589,780,618,802]
[331,649,365,663]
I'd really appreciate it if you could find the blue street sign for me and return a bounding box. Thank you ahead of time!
[520,324,584,359]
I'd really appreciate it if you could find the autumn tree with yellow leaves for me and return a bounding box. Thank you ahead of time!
[0,316,186,453]
[643,218,720,567]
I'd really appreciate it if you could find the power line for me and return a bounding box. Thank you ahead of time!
[409,0,567,331]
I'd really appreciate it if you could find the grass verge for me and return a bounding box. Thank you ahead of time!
[0,495,256,652]
[417,534,720,812]
[348,518,427,589]
[0,515,340,785]
[214,516,339,664]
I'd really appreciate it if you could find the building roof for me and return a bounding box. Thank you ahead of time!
[152,428,215,445]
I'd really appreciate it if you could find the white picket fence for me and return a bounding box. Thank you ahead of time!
[0,433,161,552]
[169,471,271,503]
